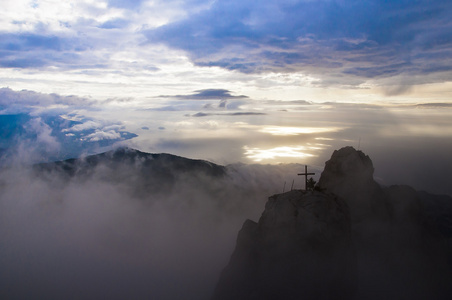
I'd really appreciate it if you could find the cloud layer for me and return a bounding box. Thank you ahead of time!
[0,150,307,299]
[0,88,137,163]
[160,89,248,100]
[2,0,452,96]
[145,0,452,87]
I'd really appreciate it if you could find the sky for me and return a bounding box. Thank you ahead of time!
[1,0,452,195]
[1,2,452,298]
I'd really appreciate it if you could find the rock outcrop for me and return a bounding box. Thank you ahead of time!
[214,147,452,300]
[317,146,388,222]
[212,190,355,300]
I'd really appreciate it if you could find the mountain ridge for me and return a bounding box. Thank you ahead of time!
[34,146,226,177]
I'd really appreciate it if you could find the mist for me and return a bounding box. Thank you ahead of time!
[0,151,307,299]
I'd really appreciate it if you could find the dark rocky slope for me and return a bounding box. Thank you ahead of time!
[213,190,355,300]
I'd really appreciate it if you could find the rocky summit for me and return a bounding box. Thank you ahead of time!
[213,147,452,300]
[212,190,355,300]
[318,146,388,222]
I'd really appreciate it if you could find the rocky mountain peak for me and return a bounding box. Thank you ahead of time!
[318,146,388,222]
[319,146,374,182]
[213,146,452,300]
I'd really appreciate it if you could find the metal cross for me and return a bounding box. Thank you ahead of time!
[298,165,315,191]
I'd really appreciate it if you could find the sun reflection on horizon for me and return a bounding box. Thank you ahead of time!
[260,126,343,136]
[243,145,322,162]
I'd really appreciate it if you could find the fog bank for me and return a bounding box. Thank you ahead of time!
[0,153,307,299]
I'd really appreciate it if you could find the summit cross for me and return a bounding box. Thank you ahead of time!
[298,165,315,191]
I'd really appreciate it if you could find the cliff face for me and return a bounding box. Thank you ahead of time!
[212,190,355,300]
[214,147,452,300]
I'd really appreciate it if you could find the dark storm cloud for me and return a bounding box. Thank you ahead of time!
[159,89,249,100]
[145,0,452,84]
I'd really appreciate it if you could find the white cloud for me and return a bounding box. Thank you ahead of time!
[63,121,101,132]
[84,130,121,141]
[26,118,61,153]
[0,88,94,113]
[0,154,305,298]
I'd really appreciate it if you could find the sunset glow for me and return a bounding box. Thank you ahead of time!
[0,0,451,194]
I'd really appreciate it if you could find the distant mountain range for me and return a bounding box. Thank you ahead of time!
[35,147,225,179]
[34,147,226,196]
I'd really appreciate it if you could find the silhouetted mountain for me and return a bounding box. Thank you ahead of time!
[34,147,226,195]
[36,147,225,176]
[418,191,452,238]
[318,146,389,222]
[213,190,355,300]
[214,147,452,300]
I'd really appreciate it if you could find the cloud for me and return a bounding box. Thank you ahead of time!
[148,91,251,113]
[107,0,145,9]
[0,33,66,51]
[160,89,249,100]
[415,103,452,108]
[0,151,305,299]
[25,118,61,153]
[264,100,312,106]
[0,116,62,164]
[63,121,102,132]
[189,112,266,117]
[0,88,138,162]
[144,0,452,86]
[17,117,61,162]
[243,145,316,162]
[2,0,451,95]
[219,99,227,108]
[0,32,88,69]
[98,18,129,29]
[0,0,217,77]
[84,130,122,142]
[0,87,94,112]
